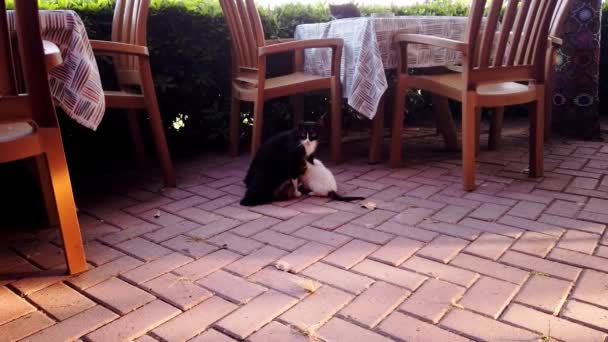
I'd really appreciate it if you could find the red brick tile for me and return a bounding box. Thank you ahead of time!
[322,239,379,269]
[375,221,438,242]
[287,202,338,215]
[143,220,199,243]
[187,185,227,199]
[548,247,608,273]
[501,250,582,281]
[28,282,95,320]
[418,221,480,240]
[379,311,468,342]
[162,235,218,258]
[225,245,287,277]
[247,321,309,342]
[116,237,172,261]
[86,277,155,314]
[216,206,262,222]
[498,191,553,204]
[348,178,391,191]
[514,275,572,314]
[216,290,297,339]
[161,196,208,213]
[401,255,479,288]
[152,296,237,342]
[458,276,518,318]
[293,226,351,247]
[510,231,559,257]
[498,215,564,237]
[249,267,319,299]
[174,249,241,280]
[197,195,240,211]
[532,188,587,203]
[557,229,600,254]
[198,270,267,304]
[311,211,360,230]
[248,205,301,220]
[186,218,241,240]
[98,222,162,245]
[416,234,469,263]
[400,278,465,323]
[176,207,222,225]
[540,213,605,235]
[350,209,395,228]
[302,262,373,295]
[432,205,471,224]
[251,230,307,252]
[596,245,608,258]
[393,207,436,226]
[280,285,353,331]
[463,233,513,260]
[144,272,211,310]
[439,309,539,341]
[430,194,482,209]
[545,200,583,217]
[469,203,510,221]
[122,252,193,284]
[395,196,446,210]
[273,242,334,273]
[450,253,528,285]
[0,311,54,342]
[190,329,236,341]
[464,193,517,206]
[502,303,606,342]
[69,255,143,289]
[316,317,392,342]
[335,224,394,244]
[578,210,608,225]
[507,201,546,220]
[338,281,409,328]
[0,286,36,325]
[571,270,608,310]
[408,185,442,199]
[270,214,323,234]
[585,198,608,214]
[352,259,427,290]
[369,236,423,266]
[86,300,180,341]
[14,242,65,270]
[208,232,264,255]
[561,300,608,333]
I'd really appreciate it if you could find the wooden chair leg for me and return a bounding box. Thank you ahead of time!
[330,78,342,164]
[462,92,477,191]
[475,107,482,156]
[432,94,458,151]
[140,60,176,187]
[41,129,87,275]
[530,86,545,178]
[292,94,304,126]
[251,98,265,157]
[35,155,59,227]
[126,110,146,166]
[488,107,504,150]
[369,95,385,164]
[390,81,406,168]
[229,97,240,157]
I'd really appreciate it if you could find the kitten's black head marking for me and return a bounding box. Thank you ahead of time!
[329,3,361,20]
[297,121,321,141]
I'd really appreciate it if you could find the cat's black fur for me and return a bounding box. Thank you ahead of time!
[241,122,320,206]
[329,3,361,20]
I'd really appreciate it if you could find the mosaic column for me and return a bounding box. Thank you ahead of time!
[551,0,602,139]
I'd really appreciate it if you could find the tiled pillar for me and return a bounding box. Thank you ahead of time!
[551,0,602,139]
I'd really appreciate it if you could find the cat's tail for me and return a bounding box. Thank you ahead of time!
[328,191,365,202]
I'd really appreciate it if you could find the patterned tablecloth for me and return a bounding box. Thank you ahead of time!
[295,16,468,119]
[8,10,105,130]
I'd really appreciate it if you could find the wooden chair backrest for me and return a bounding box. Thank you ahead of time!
[111,0,150,86]
[464,0,560,85]
[550,0,571,38]
[218,0,265,75]
[0,0,58,128]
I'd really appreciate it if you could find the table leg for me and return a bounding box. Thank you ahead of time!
[432,94,458,151]
[369,95,385,164]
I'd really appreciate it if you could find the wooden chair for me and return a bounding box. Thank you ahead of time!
[219,0,344,163]
[487,0,572,148]
[390,0,560,191]
[0,0,86,274]
[89,0,176,187]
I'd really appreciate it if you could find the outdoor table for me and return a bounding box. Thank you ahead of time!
[295,16,468,119]
[7,10,105,130]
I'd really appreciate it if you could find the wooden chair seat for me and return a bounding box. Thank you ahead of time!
[104,90,146,109]
[0,121,34,143]
[234,72,332,101]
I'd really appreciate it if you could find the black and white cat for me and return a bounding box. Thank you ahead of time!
[240,122,321,206]
[329,3,362,20]
[300,158,364,202]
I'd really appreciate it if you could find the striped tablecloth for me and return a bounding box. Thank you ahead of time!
[295,16,468,119]
[8,10,105,130]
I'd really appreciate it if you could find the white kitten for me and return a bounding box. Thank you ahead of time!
[300,159,364,201]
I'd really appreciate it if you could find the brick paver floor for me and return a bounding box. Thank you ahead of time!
[2,123,608,341]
